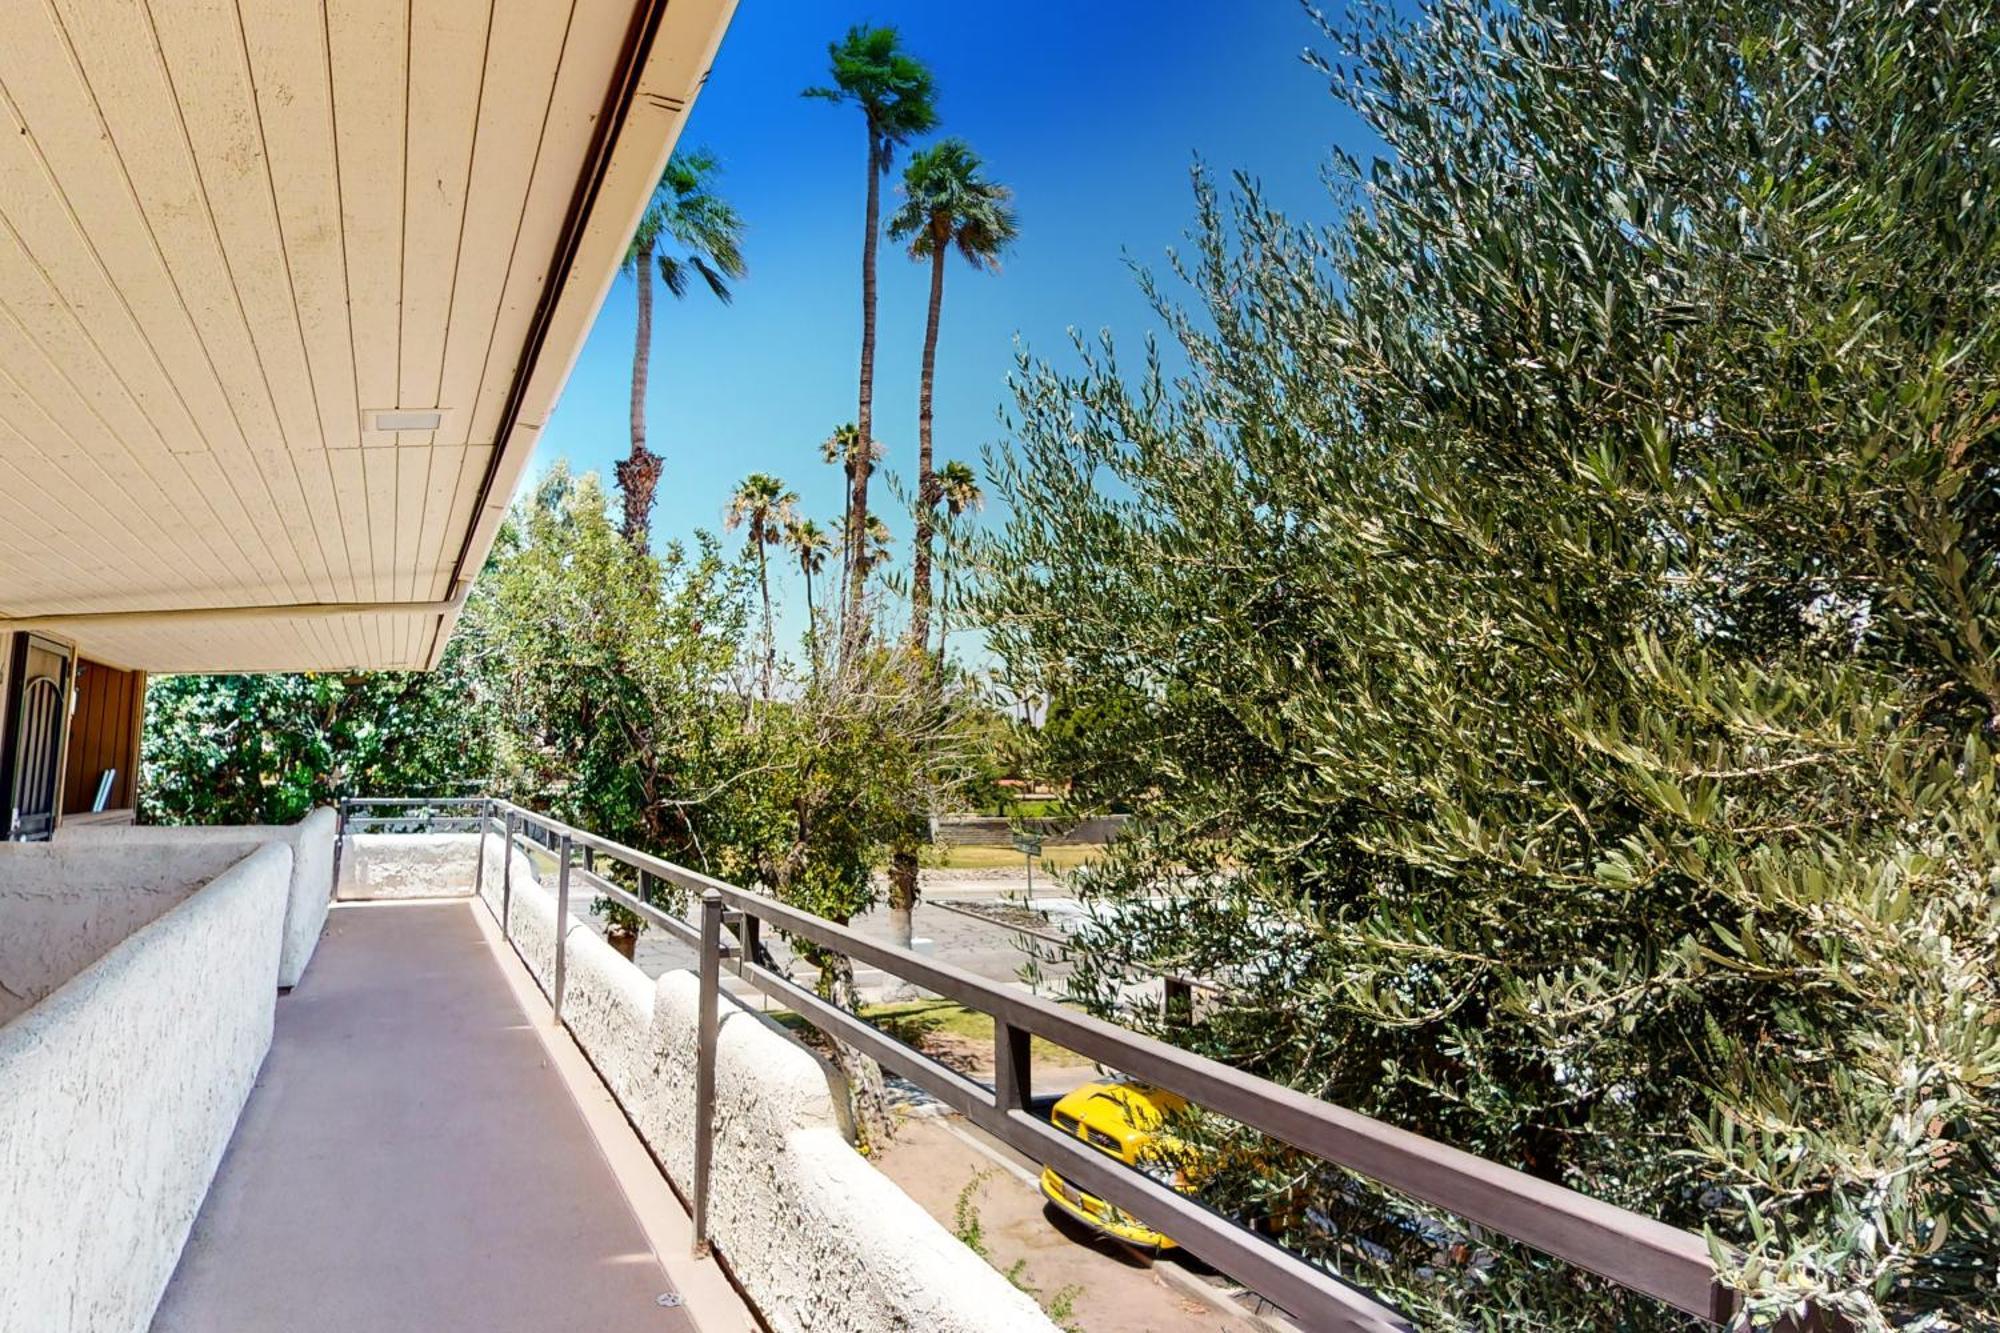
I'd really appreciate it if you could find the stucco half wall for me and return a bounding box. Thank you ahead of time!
[0,841,234,1026]
[0,840,292,1333]
[446,835,1057,1333]
[52,809,337,988]
[336,831,494,901]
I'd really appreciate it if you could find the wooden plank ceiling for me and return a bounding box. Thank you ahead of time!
[0,0,734,673]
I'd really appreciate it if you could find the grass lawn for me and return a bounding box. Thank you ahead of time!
[928,843,1105,872]
[769,998,1098,1069]
[997,797,1063,817]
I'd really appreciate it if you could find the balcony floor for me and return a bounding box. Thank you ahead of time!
[152,899,701,1333]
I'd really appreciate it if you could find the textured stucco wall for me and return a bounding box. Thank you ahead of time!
[276,809,335,986]
[0,842,248,1025]
[0,840,291,1333]
[336,832,493,900]
[475,853,1057,1333]
[642,972,1055,1333]
[53,810,338,988]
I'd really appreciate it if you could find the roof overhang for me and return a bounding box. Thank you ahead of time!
[0,0,736,673]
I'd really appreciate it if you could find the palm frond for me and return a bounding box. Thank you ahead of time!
[805,23,938,145]
[688,255,733,304]
[630,146,746,305]
[656,254,689,299]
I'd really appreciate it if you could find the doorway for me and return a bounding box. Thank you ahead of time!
[4,634,73,841]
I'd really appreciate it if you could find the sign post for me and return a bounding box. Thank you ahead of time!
[1012,831,1043,903]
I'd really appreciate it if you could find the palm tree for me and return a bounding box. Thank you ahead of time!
[805,26,938,650]
[618,149,747,545]
[887,140,1017,652]
[932,460,984,663]
[939,460,983,516]
[858,511,894,579]
[820,423,865,506]
[819,423,877,624]
[787,516,834,669]
[724,474,797,699]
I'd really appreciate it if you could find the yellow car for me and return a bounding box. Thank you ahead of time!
[1039,1080,1190,1251]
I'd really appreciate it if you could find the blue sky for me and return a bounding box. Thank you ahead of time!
[537,1,1370,645]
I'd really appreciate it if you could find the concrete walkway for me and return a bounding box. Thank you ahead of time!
[153,900,699,1333]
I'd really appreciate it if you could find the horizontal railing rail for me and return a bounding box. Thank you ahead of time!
[335,796,1777,1332]
[335,797,489,831]
[338,797,489,807]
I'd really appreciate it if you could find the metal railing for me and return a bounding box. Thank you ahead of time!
[334,795,489,833]
[336,796,1781,1333]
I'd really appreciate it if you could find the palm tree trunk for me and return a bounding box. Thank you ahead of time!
[842,131,884,657]
[803,569,818,677]
[934,563,951,667]
[835,464,855,639]
[890,241,944,962]
[887,846,922,964]
[909,240,947,651]
[895,245,946,950]
[617,240,662,544]
[756,539,774,700]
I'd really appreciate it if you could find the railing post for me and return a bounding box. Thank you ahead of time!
[735,910,760,979]
[553,832,572,1020]
[693,888,723,1256]
[332,796,349,895]
[500,810,515,935]
[994,1017,1032,1115]
[472,798,488,899]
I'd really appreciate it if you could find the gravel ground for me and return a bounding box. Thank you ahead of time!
[874,1117,1271,1333]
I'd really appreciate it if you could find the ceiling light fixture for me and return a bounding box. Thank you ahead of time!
[369,409,445,431]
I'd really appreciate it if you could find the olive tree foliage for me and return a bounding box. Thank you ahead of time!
[703,588,988,1143]
[141,651,494,826]
[466,465,754,869]
[470,468,983,1141]
[982,1,1997,1327]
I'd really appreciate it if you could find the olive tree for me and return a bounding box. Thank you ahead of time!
[983,0,1998,1326]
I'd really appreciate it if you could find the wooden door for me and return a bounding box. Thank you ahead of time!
[5,634,72,841]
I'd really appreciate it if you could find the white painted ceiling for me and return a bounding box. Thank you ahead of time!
[0,0,734,672]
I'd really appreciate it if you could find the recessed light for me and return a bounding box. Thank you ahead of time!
[369,409,444,431]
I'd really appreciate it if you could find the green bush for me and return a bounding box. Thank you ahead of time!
[141,653,492,826]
